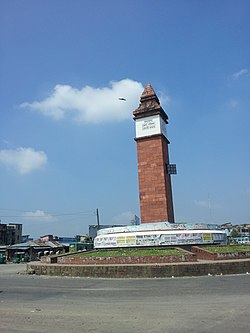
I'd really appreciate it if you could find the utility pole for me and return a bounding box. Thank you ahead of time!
[96,208,100,230]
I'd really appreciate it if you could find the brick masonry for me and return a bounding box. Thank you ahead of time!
[55,253,196,265]
[192,246,250,260]
[136,135,174,223]
[27,260,250,278]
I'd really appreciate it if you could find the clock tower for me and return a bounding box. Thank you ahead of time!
[133,83,175,223]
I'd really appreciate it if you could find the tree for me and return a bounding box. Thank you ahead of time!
[230,229,239,238]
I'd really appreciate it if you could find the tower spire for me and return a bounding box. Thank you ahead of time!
[133,82,168,122]
[141,83,158,101]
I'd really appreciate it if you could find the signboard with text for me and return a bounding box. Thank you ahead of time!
[135,115,167,139]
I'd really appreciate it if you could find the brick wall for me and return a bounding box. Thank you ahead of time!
[192,246,250,260]
[27,260,250,278]
[56,253,196,265]
[41,255,58,264]
[136,135,174,223]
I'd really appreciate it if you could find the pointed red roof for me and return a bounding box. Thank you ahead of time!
[133,83,168,122]
[141,83,157,100]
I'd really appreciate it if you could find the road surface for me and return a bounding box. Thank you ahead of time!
[0,263,249,333]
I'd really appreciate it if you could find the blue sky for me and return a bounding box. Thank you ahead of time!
[0,0,249,239]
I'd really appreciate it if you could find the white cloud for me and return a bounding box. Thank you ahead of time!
[2,139,11,146]
[21,79,145,123]
[232,68,249,80]
[194,200,219,209]
[195,200,210,208]
[158,92,171,106]
[22,210,57,222]
[111,211,136,225]
[0,147,47,174]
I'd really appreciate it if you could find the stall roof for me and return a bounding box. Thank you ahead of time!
[7,244,30,250]
[7,240,64,250]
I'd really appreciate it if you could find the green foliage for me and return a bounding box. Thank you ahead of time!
[230,229,239,238]
[203,245,250,254]
[81,235,92,242]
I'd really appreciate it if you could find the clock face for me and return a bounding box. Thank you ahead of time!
[135,115,167,139]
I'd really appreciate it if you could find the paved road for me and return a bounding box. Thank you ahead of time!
[0,263,249,333]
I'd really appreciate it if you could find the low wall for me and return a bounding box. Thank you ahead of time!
[41,256,58,264]
[192,246,250,260]
[27,259,250,278]
[56,253,196,265]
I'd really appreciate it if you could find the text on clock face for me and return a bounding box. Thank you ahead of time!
[142,119,156,130]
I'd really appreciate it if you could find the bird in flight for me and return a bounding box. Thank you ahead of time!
[118,97,126,101]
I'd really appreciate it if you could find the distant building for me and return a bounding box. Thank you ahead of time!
[39,235,54,242]
[0,224,7,245]
[57,236,80,245]
[22,235,33,242]
[236,224,250,237]
[220,223,250,237]
[6,223,22,245]
[0,223,22,245]
[89,225,127,239]
[130,215,140,226]
[6,239,65,262]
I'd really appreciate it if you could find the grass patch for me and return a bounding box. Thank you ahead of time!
[202,245,250,254]
[78,248,184,257]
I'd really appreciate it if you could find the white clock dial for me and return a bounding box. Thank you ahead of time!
[135,115,167,139]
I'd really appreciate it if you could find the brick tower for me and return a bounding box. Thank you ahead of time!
[133,83,175,223]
